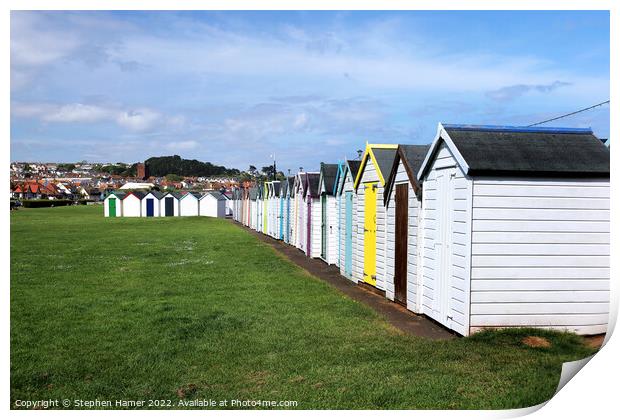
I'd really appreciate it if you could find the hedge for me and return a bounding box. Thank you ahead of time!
[21,199,73,208]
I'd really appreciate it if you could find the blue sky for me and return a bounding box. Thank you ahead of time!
[11,10,609,172]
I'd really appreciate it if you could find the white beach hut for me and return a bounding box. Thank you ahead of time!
[295,173,307,252]
[179,192,201,217]
[160,192,181,217]
[104,191,126,217]
[142,190,163,217]
[336,160,361,281]
[416,123,610,336]
[318,163,339,265]
[304,172,322,258]
[121,191,145,217]
[199,191,227,218]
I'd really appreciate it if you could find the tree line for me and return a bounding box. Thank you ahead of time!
[145,155,240,177]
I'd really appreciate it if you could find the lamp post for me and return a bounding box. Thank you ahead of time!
[270,153,277,180]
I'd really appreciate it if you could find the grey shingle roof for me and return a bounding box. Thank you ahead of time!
[183,191,201,199]
[443,125,610,176]
[207,191,227,201]
[288,177,295,197]
[306,173,320,198]
[371,148,398,180]
[384,144,431,204]
[347,160,361,180]
[320,163,339,195]
[125,190,146,200]
[107,191,127,200]
[400,144,431,179]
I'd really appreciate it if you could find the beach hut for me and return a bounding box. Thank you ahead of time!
[199,191,227,218]
[353,144,398,290]
[121,191,145,217]
[333,162,345,269]
[270,181,281,238]
[244,188,251,225]
[305,172,321,258]
[249,187,258,230]
[256,184,263,233]
[282,177,294,242]
[263,182,269,235]
[263,182,271,234]
[237,188,244,223]
[383,144,430,306]
[290,174,301,247]
[142,190,163,217]
[285,176,296,244]
[272,181,279,235]
[319,163,339,264]
[279,179,288,241]
[274,181,283,239]
[336,160,361,280]
[295,172,307,252]
[415,123,609,336]
[224,193,233,217]
[179,192,201,216]
[238,188,245,224]
[104,191,126,217]
[160,191,181,217]
[231,189,238,221]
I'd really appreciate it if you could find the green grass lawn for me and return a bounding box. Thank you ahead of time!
[11,205,597,409]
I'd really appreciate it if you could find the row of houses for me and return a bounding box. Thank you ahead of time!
[103,190,228,218]
[232,123,610,337]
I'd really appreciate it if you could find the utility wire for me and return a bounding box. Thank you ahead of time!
[527,100,610,127]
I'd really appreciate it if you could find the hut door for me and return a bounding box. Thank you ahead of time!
[433,167,455,323]
[307,200,312,255]
[109,198,116,217]
[165,197,174,217]
[363,182,377,286]
[321,194,327,258]
[280,198,284,240]
[345,191,353,277]
[394,184,408,304]
[146,199,154,217]
[263,198,268,233]
[286,199,290,242]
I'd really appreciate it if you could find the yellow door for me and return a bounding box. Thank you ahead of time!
[364,182,377,286]
[263,183,268,233]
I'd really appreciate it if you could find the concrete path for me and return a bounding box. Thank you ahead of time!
[235,222,455,340]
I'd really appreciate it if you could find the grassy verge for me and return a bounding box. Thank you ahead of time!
[10,206,597,409]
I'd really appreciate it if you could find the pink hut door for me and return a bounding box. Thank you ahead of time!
[307,200,312,255]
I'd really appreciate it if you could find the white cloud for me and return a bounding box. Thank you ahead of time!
[43,103,113,123]
[486,81,573,101]
[116,108,160,132]
[165,140,199,151]
[11,13,82,67]
[12,101,164,132]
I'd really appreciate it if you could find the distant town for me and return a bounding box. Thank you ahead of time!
[9,155,284,206]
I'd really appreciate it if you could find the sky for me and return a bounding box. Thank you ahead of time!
[10,10,610,172]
